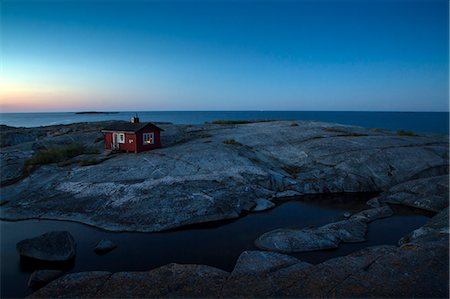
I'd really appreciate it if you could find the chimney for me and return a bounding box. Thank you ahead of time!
[131,113,139,123]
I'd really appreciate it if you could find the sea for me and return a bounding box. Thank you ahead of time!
[0,111,449,133]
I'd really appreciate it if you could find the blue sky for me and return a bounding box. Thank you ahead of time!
[1,0,449,112]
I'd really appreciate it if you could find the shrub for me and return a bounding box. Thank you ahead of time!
[323,127,368,137]
[213,120,252,125]
[290,122,299,127]
[25,144,99,166]
[397,129,418,137]
[199,134,212,138]
[223,139,241,145]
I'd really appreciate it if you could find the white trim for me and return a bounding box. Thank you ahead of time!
[143,132,155,145]
[118,133,125,144]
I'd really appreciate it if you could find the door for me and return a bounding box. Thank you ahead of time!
[112,133,119,149]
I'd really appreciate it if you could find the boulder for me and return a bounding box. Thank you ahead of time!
[94,239,117,254]
[251,198,275,212]
[255,219,367,252]
[27,270,65,288]
[16,231,76,262]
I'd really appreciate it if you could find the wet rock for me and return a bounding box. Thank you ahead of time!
[94,239,117,254]
[16,231,76,262]
[350,205,394,223]
[399,207,449,245]
[251,198,275,212]
[255,219,367,252]
[94,263,229,298]
[27,270,65,288]
[27,271,111,298]
[378,175,449,212]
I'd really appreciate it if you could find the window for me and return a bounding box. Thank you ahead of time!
[143,132,154,145]
[118,133,125,144]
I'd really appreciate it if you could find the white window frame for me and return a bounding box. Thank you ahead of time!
[143,132,154,145]
[118,133,125,144]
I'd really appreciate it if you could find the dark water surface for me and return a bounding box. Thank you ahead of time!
[1,111,448,133]
[1,193,431,298]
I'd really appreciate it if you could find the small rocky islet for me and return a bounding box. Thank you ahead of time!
[1,120,448,297]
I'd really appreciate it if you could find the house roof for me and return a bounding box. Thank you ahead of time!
[102,122,164,133]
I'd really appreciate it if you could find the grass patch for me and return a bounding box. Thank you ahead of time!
[323,127,347,133]
[25,144,99,166]
[322,127,368,137]
[199,133,212,138]
[397,129,418,137]
[223,139,242,145]
[211,119,275,125]
[370,128,385,133]
[290,122,299,127]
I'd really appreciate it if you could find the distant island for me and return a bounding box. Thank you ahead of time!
[74,111,119,115]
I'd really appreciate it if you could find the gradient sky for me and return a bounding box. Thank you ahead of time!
[1,0,449,112]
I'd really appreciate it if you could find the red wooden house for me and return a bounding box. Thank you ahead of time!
[102,117,163,153]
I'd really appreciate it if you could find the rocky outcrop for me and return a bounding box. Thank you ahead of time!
[399,207,449,245]
[255,219,367,252]
[1,121,448,232]
[377,175,449,212]
[28,264,229,298]
[30,242,448,298]
[16,231,76,262]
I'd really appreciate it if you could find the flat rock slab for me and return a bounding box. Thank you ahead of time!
[255,219,367,252]
[222,250,312,297]
[28,271,112,298]
[350,205,394,223]
[16,231,76,262]
[399,207,449,245]
[95,263,229,298]
[29,243,448,298]
[378,175,449,212]
[29,264,229,298]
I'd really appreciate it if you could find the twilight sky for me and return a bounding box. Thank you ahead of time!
[1,0,448,112]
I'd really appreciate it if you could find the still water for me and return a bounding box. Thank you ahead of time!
[1,193,431,298]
